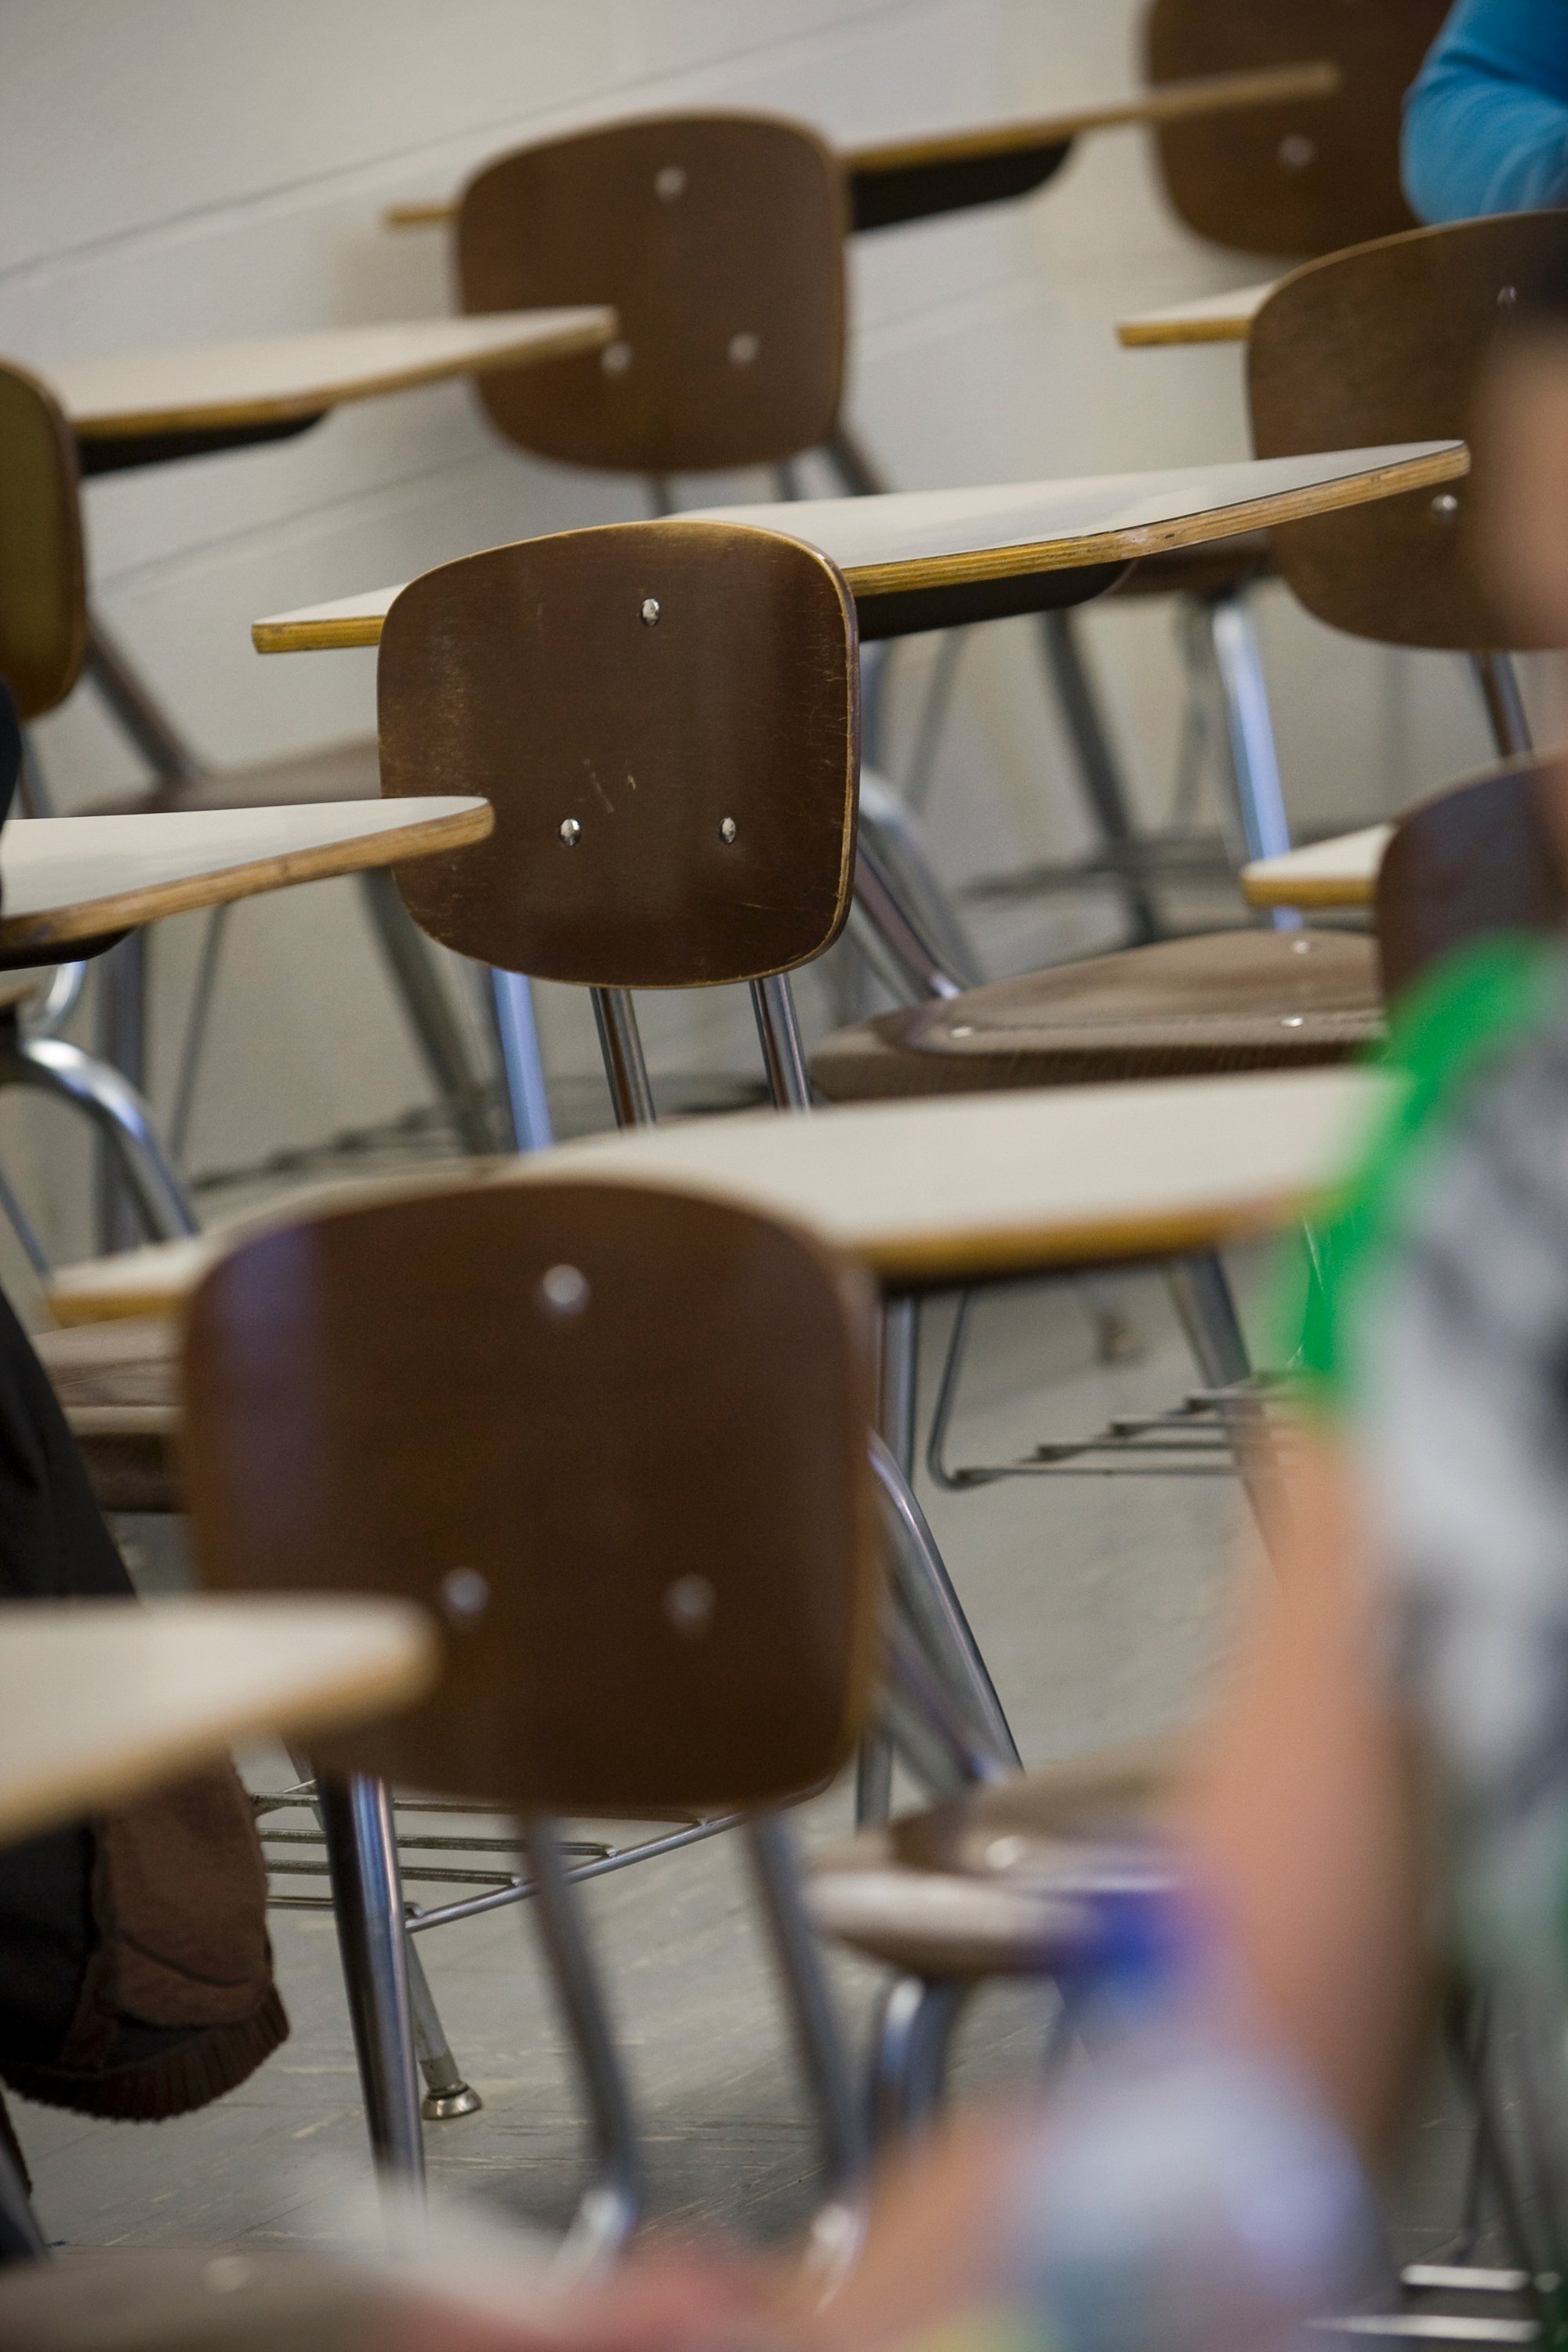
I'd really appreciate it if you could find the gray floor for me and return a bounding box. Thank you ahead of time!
[11,1263,1494,2271]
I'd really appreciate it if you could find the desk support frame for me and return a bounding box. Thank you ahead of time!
[319,1772,425,2188]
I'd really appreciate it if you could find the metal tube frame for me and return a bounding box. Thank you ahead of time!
[1474,654,1534,762]
[1,1026,198,1243]
[1037,609,1161,945]
[750,973,811,1111]
[356,871,496,1156]
[487,969,555,1152]
[1205,590,1299,935]
[745,1811,869,2281]
[590,987,657,1129]
[318,1773,425,2188]
[869,1431,1021,1770]
[521,1814,644,2270]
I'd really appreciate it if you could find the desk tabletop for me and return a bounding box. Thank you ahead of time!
[46,1066,1387,1323]
[0,1595,436,1846]
[1117,278,1279,350]
[385,63,1339,230]
[0,795,492,956]
[843,64,1338,181]
[47,310,614,441]
[251,441,1466,655]
[1241,825,1390,912]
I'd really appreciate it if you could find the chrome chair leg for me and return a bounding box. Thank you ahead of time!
[1165,1252,1285,1550]
[2,1028,198,1243]
[746,1813,867,2281]
[870,1433,1021,1773]
[522,1815,643,2272]
[1474,653,1533,761]
[318,1774,424,2188]
[858,1300,920,1823]
[590,989,656,1130]
[486,969,554,1152]
[858,771,985,990]
[404,1934,483,2122]
[1205,591,1299,934]
[358,870,495,1157]
[750,975,811,1111]
[168,905,230,1162]
[1037,609,1161,946]
[869,1973,969,2145]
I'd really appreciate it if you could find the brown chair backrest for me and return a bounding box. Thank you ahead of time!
[456,114,848,476]
[1377,753,1568,1002]
[378,517,859,989]
[183,1180,881,1815]
[0,365,87,721]
[1248,212,1568,652]
[1145,0,1447,260]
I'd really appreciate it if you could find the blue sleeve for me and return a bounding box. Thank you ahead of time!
[1403,0,1568,223]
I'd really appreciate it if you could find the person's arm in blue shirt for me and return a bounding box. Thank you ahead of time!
[1403,0,1568,223]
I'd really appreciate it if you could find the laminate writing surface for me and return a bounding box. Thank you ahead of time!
[0,1596,436,1845]
[0,796,492,957]
[382,64,1341,237]
[44,312,615,441]
[250,443,1468,655]
[45,1066,1389,1322]
[1117,279,1279,348]
[1241,826,1390,911]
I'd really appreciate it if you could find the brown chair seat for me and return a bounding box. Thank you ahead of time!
[811,927,1381,1102]
[805,1735,1178,1979]
[1112,530,1273,602]
[35,1316,182,1514]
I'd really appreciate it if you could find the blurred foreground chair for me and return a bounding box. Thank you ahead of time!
[182,1174,881,2254]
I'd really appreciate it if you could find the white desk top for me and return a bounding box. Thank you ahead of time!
[1242,825,1390,912]
[0,1595,436,1846]
[44,311,615,440]
[0,795,492,956]
[46,1066,1388,1323]
[251,441,1467,654]
[1117,278,1279,350]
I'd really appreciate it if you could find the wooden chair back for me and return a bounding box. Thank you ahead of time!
[182,1181,881,1815]
[1248,212,1568,652]
[1145,0,1447,259]
[1377,754,1568,1003]
[377,518,859,989]
[0,364,87,721]
[456,114,848,476]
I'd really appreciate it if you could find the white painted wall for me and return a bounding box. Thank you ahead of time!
[0,0,1503,1287]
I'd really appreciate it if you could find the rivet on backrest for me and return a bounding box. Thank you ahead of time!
[537,1264,591,1316]
[1431,492,1460,524]
[728,332,760,368]
[663,1573,717,1635]
[719,817,737,844]
[640,598,661,627]
[559,818,583,847]
[1278,134,1317,171]
[440,1566,491,1621]
[655,165,687,201]
[601,341,633,376]
[1498,284,1519,311]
